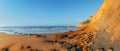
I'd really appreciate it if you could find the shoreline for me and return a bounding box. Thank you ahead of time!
[0,26,77,35]
[0,26,96,51]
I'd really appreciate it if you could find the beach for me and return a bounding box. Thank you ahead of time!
[0,26,97,51]
[0,32,66,51]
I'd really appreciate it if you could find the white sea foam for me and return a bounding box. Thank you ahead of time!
[0,26,77,34]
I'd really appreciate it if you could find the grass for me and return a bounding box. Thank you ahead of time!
[90,16,93,18]
[80,20,90,24]
[79,16,92,24]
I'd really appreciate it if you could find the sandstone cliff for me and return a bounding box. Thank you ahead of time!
[77,0,120,51]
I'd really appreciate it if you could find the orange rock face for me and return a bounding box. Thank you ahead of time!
[91,0,120,42]
[78,0,120,50]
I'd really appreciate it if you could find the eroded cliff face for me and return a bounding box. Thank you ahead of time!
[77,0,120,50]
[90,0,120,41]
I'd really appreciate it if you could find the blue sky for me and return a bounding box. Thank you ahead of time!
[0,0,103,26]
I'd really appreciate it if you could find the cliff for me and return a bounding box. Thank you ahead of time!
[77,0,120,51]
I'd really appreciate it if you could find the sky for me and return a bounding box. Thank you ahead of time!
[0,0,104,26]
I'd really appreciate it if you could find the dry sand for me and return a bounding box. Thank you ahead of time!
[0,32,67,51]
[0,26,97,51]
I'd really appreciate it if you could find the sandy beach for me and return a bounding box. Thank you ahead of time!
[0,32,67,51]
[1,0,120,51]
[0,26,97,51]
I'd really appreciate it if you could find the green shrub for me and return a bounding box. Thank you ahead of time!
[90,16,93,18]
[80,20,90,24]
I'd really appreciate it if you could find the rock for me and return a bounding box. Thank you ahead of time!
[62,34,68,38]
[99,48,105,51]
[95,49,100,51]
[66,44,72,49]
[71,47,76,51]
[95,48,105,51]
[50,49,59,51]
[29,34,34,36]
[61,43,72,49]
[2,48,9,51]
[107,47,114,51]
[42,36,47,38]
[67,49,71,51]
[107,49,113,51]
[56,34,68,39]
[44,40,54,44]
[76,46,83,51]
[71,44,77,47]
[53,39,58,43]
[36,35,42,37]
[59,41,65,45]
[21,46,24,49]
[27,45,31,49]
[30,49,43,51]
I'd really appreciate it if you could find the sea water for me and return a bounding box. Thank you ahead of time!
[0,26,77,34]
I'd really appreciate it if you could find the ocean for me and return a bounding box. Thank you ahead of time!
[0,26,77,34]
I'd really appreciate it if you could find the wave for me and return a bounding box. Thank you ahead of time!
[0,26,77,34]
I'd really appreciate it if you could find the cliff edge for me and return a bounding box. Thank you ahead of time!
[77,0,120,51]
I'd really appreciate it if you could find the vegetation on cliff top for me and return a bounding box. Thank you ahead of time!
[80,19,90,24]
[80,16,93,24]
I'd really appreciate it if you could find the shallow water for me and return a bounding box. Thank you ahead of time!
[0,26,77,34]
